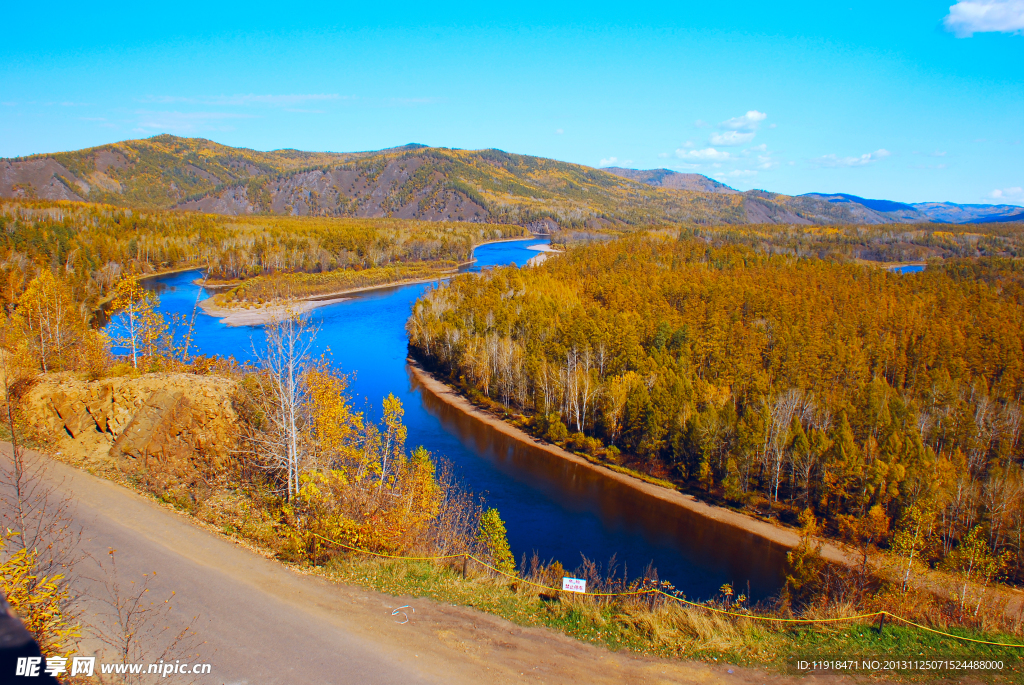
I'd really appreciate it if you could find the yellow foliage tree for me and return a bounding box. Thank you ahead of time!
[476,508,515,576]
[305,362,364,474]
[377,393,407,492]
[0,533,79,658]
[14,270,85,373]
[108,274,166,369]
[288,372,442,561]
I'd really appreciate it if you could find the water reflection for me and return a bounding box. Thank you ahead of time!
[411,367,788,600]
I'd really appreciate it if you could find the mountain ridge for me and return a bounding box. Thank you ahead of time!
[599,167,737,195]
[2,135,1019,227]
[801,192,1024,224]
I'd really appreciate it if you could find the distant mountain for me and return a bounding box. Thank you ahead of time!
[0,136,759,228]
[798,192,1024,225]
[802,192,918,214]
[910,202,1024,224]
[3,136,1020,228]
[600,167,737,194]
[800,193,928,223]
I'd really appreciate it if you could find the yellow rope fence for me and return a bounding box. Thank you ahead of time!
[309,531,1024,648]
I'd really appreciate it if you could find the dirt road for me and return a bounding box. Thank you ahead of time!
[9,446,866,684]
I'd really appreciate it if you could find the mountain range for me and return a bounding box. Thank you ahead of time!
[1,135,1021,228]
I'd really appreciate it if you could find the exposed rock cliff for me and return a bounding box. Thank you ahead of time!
[22,373,238,471]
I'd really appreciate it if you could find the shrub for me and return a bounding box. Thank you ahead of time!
[476,508,515,576]
[0,534,79,657]
[545,416,568,443]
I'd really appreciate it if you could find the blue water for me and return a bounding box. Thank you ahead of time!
[889,264,926,274]
[138,239,787,600]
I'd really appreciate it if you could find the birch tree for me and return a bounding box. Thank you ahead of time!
[250,313,319,500]
[761,389,802,502]
[15,271,83,372]
[107,274,166,369]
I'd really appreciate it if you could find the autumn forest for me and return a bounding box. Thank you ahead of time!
[4,189,1024,654]
[408,233,1024,590]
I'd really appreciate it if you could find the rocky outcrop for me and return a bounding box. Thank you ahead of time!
[22,373,238,469]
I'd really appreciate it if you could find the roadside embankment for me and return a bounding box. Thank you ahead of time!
[20,372,238,471]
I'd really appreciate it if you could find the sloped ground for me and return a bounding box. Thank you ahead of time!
[21,372,237,471]
[8,442,873,685]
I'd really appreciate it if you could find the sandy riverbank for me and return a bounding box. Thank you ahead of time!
[200,276,453,326]
[526,244,563,266]
[407,362,1024,616]
[406,358,851,565]
[199,236,549,326]
[200,295,352,326]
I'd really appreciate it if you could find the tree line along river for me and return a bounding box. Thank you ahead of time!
[138,238,789,600]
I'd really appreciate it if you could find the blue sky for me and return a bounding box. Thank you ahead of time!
[2,1,1022,205]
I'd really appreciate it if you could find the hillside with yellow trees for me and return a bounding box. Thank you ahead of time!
[408,232,1024,588]
[0,199,526,316]
[3,134,984,228]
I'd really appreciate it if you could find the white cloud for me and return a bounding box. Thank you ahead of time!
[721,110,767,132]
[133,110,257,134]
[676,147,732,161]
[944,0,1024,37]
[710,130,756,146]
[706,111,767,147]
[142,93,344,106]
[599,157,618,167]
[657,152,670,158]
[990,187,1024,201]
[811,148,891,168]
[555,128,564,134]
[717,169,758,178]
[740,144,779,169]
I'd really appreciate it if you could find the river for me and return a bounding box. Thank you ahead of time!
[139,238,788,600]
[889,264,926,274]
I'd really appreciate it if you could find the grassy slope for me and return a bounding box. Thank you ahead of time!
[323,556,1023,681]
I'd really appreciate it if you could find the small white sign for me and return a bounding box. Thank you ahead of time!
[562,577,586,593]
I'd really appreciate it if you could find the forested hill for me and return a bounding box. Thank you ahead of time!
[3,134,998,229]
[408,235,1024,584]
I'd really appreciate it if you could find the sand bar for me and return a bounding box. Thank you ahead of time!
[199,276,456,326]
